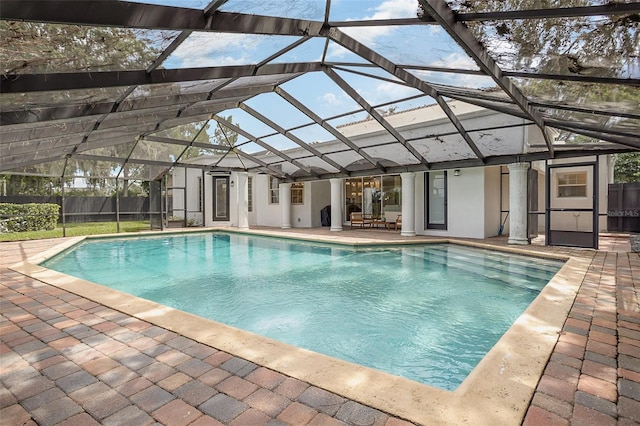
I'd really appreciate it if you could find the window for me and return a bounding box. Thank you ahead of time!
[291,182,304,204]
[247,176,253,212]
[269,176,279,204]
[382,175,401,217]
[426,171,447,230]
[345,178,363,217]
[557,172,587,197]
[344,176,400,219]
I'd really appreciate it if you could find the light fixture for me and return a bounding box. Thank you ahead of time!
[230,180,234,187]
[453,169,461,176]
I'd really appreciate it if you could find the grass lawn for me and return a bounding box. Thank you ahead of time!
[0,221,151,242]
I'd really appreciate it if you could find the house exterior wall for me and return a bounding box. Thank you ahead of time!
[254,174,280,227]
[419,167,497,239]
[484,166,503,238]
[174,101,615,239]
[244,177,331,228]
[309,180,331,228]
[183,157,613,238]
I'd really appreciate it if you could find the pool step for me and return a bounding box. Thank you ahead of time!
[401,245,559,291]
[425,245,560,278]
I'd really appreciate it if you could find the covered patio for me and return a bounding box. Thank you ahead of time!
[1,229,638,425]
[1,1,639,425]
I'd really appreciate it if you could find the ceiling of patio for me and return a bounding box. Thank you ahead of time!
[1,0,639,182]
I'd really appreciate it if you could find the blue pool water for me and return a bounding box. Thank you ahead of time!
[43,232,562,390]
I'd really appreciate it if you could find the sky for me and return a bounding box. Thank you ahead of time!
[132,0,497,152]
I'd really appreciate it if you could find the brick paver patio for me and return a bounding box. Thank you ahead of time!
[1,231,638,425]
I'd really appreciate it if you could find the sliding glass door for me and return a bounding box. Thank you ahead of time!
[426,171,447,230]
[344,175,401,220]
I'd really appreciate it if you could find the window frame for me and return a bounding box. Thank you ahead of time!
[291,182,304,205]
[557,171,588,198]
[269,176,279,204]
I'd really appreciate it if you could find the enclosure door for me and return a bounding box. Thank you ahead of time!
[528,169,539,239]
[149,179,163,230]
[546,162,598,249]
[213,176,230,221]
[425,171,447,230]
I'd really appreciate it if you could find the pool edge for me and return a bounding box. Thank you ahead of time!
[9,230,583,425]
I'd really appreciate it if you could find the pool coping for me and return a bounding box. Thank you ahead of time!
[9,228,586,425]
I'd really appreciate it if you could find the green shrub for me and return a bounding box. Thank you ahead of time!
[0,203,60,232]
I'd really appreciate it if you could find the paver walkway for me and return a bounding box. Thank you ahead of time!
[522,248,640,425]
[0,241,414,426]
[1,231,638,425]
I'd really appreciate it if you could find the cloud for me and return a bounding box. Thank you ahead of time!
[372,81,422,103]
[365,0,419,20]
[410,52,497,89]
[340,0,418,46]
[167,32,257,68]
[431,52,478,70]
[321,92,342,105]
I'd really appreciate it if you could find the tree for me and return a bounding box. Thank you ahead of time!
[1,21,173,195]
[614,152,640,183]
[1,21,168,74]
[152,121,213,161]
[436,1,639,147]
[444,0,638,78]
[0,173,59,196]
[212,116,239,148]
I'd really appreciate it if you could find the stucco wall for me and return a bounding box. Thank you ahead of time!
[418,167,494,239]
[484,166,502,238]
[448,167,488,239]
[309,180,331,228]
[254,174,281,227]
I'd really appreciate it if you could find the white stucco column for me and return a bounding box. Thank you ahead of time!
[400,172,416,237]
[508,162,530,245]
[330,178,343,231]
[236,172,249,229]
[280,182,292,229]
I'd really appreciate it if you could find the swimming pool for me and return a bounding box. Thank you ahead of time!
[42,232,562,391]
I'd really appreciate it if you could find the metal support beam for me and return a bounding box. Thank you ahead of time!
[143,135,231,152]
[459,3,640,21]
[324,67,434,166]
[335,3,640,25]
[545,121,640,150]
[1,63,322,93]
[327,31,485,163]
[239,103,351,175]
[1,1,324,36]
[213,115,319,177]
[191,123,291,179]
[275,87,387,173]
[418,0,555,156]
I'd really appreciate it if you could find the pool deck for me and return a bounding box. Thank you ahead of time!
[1,227,638,425]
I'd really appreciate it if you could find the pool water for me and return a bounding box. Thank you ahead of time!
[43,232,562,390]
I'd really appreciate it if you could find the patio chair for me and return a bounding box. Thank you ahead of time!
[392,214,402,231]
[350,212,373,229]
